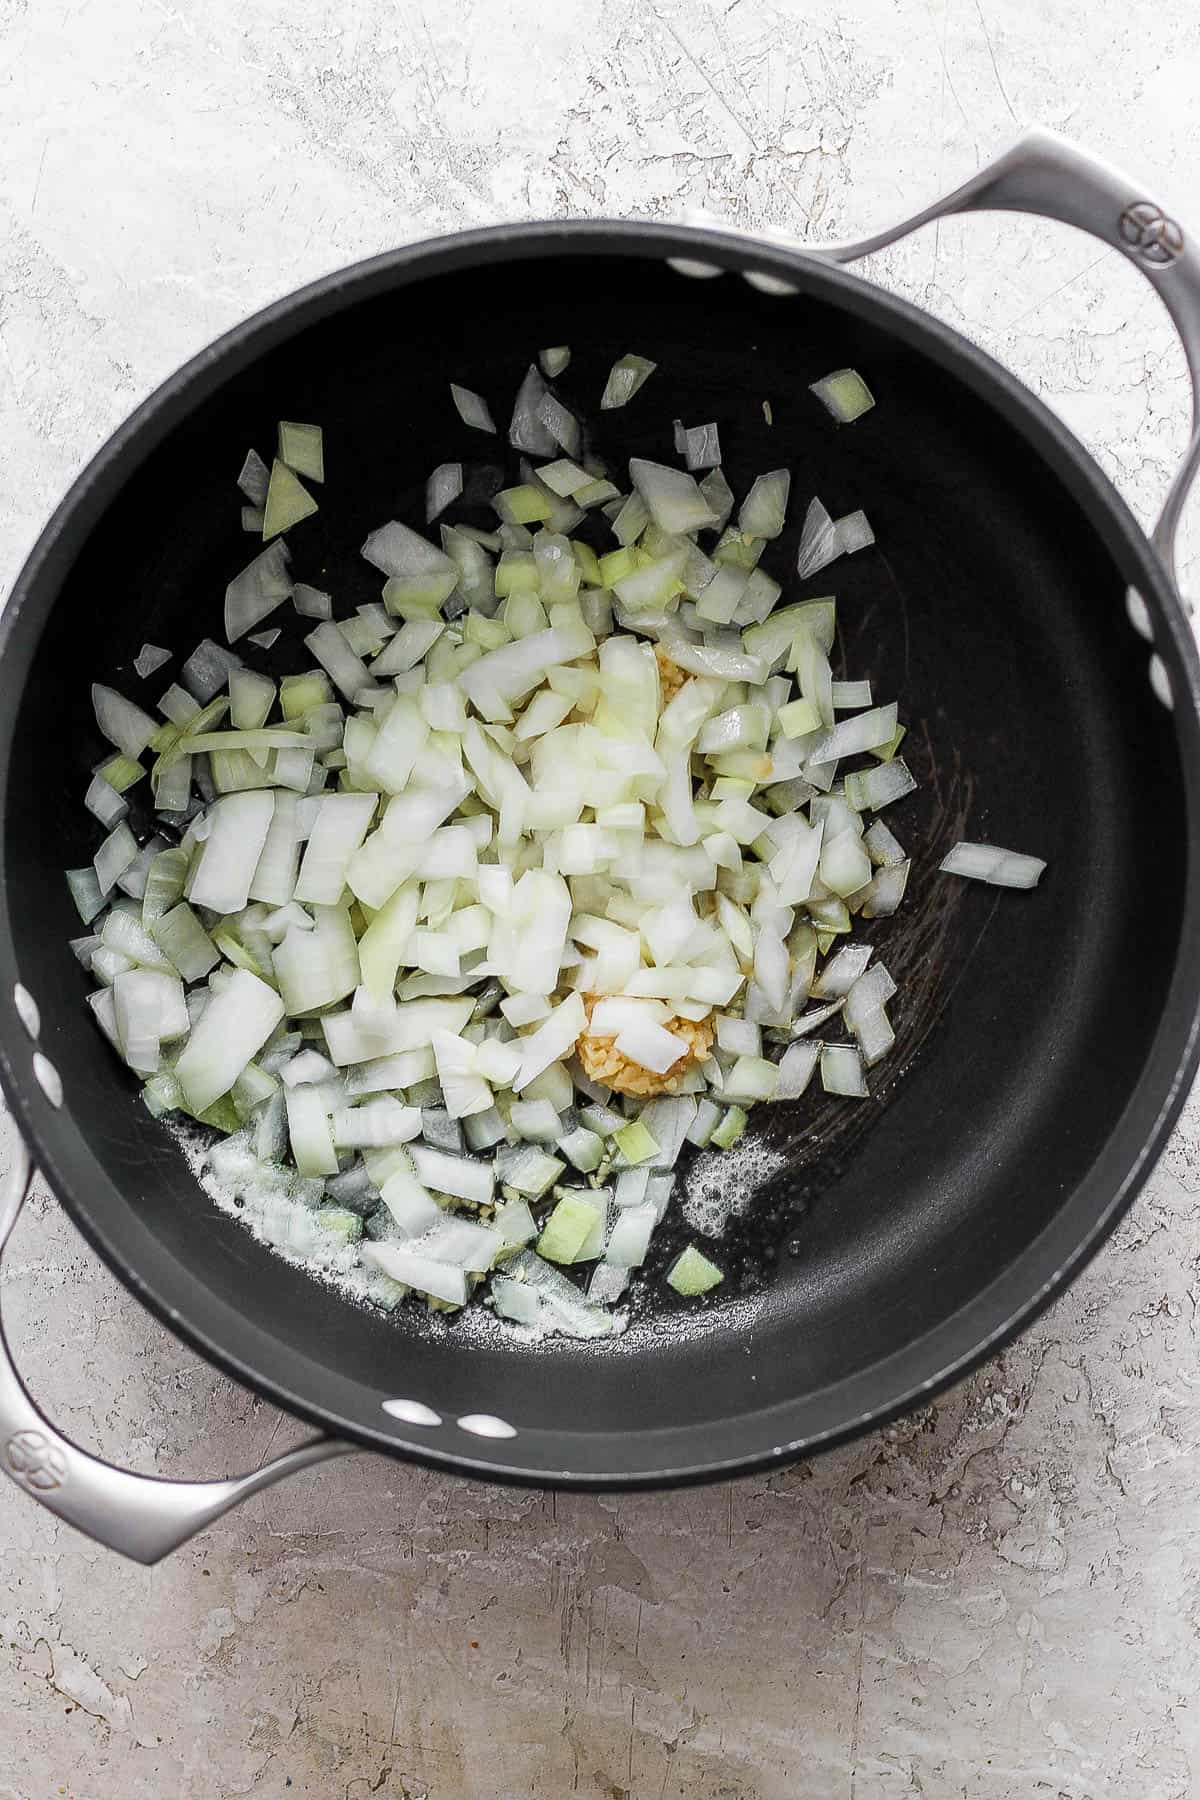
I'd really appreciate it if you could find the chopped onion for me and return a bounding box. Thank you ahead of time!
[85,774,128,829]
[70,349,1040,1335]
[304,621,379,705]
[613,1019,689,1076]
[182,639,244,702]
[426,461,464,524]
[93,822,138,895]
[601,353,656,411]
[820,1043,868,1097]
[262,459,318,541]
[363,520,458,612]
[93,684,159,757]
[795,497,840,579]
[509,365,559,456]
[835,510,874,555]
[278,420,324,483]
[175,969,284,1114]
[225,541,294,643]
[629,459,716,535]
[237,448,270,506]
[939,841,1046,889]
[844,759,917,813]
[133,643,170,680]
[682,422,721,471]
[810,368,875,423]
[450,383,496,433]
[738,469,790,539]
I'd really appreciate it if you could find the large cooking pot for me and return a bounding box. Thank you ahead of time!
[2,129,1199,1562]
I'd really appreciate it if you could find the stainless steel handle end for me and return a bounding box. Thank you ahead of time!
[0,1136,354,1563]
[810,126,1200,595]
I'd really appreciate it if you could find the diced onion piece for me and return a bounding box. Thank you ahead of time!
[820,1043,868,1097]
[225,540,294,643]
[278,420,324,483]
[426,461,464,524]
[377,1159,441,1236]
[133,644,170,680]
[285,1084,338,1176]
[606,1203,657,1268]
[682,422,721,471]
[851,1002,895,1067]
[795,496,840,578]
[237,448,270,505]
[844,759,917,813]
[698,466,734,530]
[612,1018,689,1076]
[175,969,284,1114]
[536,390,581,459]
[601,353,656,410]
[538,1192,605,1264]
[738,468,790,539]
[629,459,716,535]
[514,992,586,1092]
[666,1245,723,1295]
[721,1055,780,1104]
[363,1242,468,1307]
[294,792,377,906]
[362,519,458,608]
[509,364,559,456]
[813,944,872,998]
[776,1040,820,1100]
[835,510,874,555]
[831,680,872,710]
[451,383,496,433]
[262,459,318,541]
[304,620,379,704]
[862,861,910,917]
[939,841,1046,889]
[188,791,275,914]
[410,1144,494,1206]
[93,684,159,757]
[93,823,138,895]
[810,368,875,423]
[274,904,359,1015]
[85,774,128,830]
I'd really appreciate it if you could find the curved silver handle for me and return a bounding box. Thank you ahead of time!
[0,1132,355,1563]
[808,127,1200,593]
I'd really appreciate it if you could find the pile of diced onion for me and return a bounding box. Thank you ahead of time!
[66,348,1045,1337]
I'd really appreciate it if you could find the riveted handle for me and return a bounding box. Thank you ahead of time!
[808,127,1200,595]
[0,1132,354,1563]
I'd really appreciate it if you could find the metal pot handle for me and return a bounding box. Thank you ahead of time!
[0,1132,354,1563]
[807,126,1200,592]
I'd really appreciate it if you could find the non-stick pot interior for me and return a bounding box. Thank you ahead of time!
[0,237,1191,1479]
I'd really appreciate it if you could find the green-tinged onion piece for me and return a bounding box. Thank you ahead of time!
[667,1245,724,1296]
[810,367,875,423]
[601,353,656,411]
[262,459,319,542]
[277,420,324,483]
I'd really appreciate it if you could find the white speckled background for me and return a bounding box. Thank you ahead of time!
[2,3,1200,1795]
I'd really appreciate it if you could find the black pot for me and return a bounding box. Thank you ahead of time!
[2,129,1199,1561]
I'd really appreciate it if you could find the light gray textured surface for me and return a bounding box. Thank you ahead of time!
[2,2,1199,1794]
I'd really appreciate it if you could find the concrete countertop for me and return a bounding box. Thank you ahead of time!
[1,2,1198,1794]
